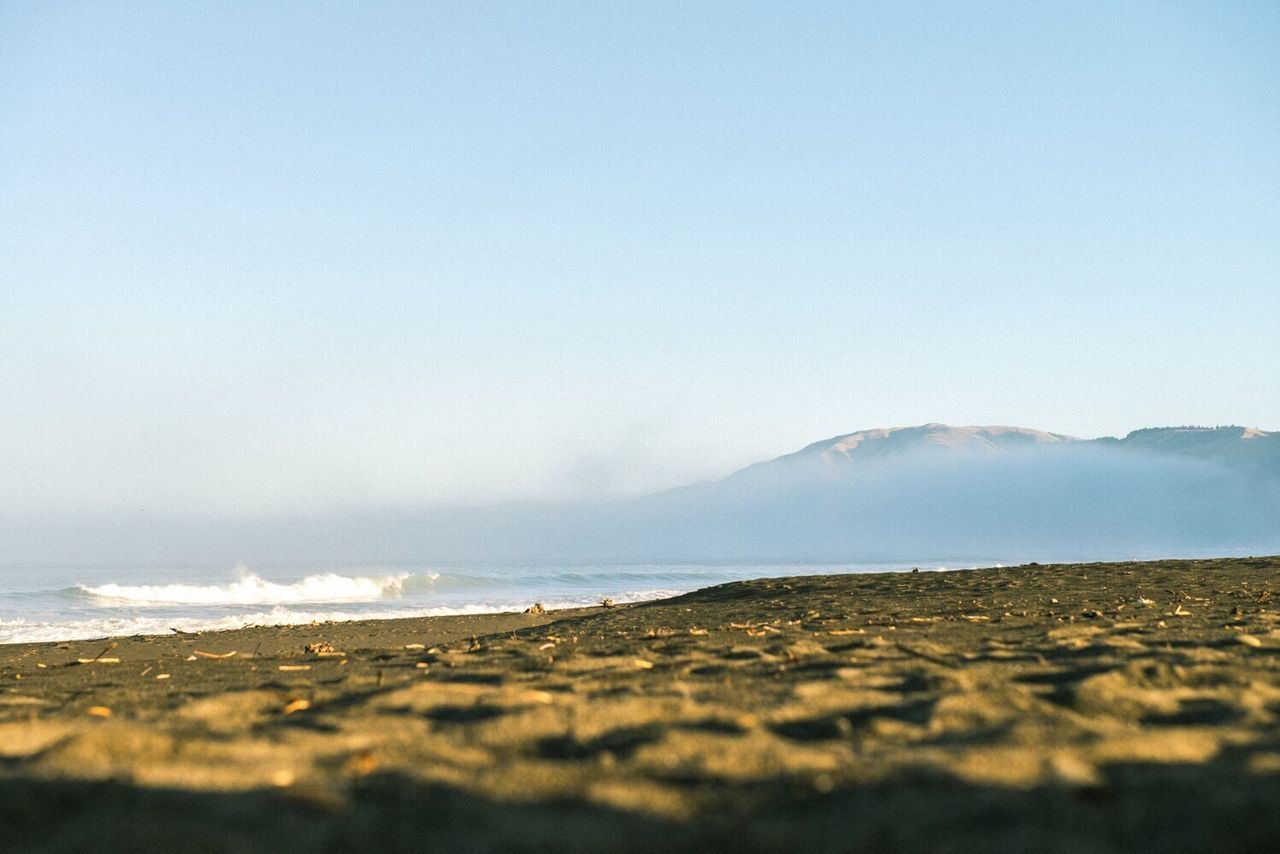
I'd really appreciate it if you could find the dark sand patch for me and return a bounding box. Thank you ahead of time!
[2,557,1278,852]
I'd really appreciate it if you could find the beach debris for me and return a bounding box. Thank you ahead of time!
[538,642,556,651]
[86,706,112,718]
[1258,591,1272,604]
[140,666,153,677]
[727,621,782,636]
[298,645,340,660]
[155,673,171,680]
[193,650,237,659]
[278,664,312,672]
[688,628,709,636]
[633,658,654,669]
[1171,604,1191,617]
[415,662,429,669]
[347,751,378,776]
[601,598,615,608]
[403,643,426,650]
[827,629,865,636]
[468,635,482,652]
[78,642,119,665]
[1236,634,1263,648]
[524,602,546,614]
[1081,608,1104,619]
[282,698,311,715]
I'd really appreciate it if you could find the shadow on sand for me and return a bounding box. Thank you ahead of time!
[6,756,1279,854]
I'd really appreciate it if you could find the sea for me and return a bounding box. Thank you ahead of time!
[0,560,977,645]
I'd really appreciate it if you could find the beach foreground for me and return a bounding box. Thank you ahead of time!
[3,557,1278,852]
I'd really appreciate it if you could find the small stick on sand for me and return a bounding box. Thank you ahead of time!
[193,650,237,659]
[89,642,118,663]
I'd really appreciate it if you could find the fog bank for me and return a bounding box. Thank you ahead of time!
[4,442,1276,567]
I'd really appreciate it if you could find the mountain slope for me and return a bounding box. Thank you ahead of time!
[630,422,1280,561]
[1092,426,1279,475]
[725,423,1278,483]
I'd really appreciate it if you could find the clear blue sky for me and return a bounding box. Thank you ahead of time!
[2,1,1277,515]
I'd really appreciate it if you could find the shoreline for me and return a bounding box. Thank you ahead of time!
[3,555,1279,851]
[2,552,1255,648]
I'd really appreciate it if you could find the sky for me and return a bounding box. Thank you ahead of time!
[1,1,1278,517]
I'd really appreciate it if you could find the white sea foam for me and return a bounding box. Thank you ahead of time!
[0,589,681,644]
[78,571,410,606]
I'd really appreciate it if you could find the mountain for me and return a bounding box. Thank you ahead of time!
[1092,426,1280,475]
[723,423,1279,483]
[721,424,1073,485]
[632,423,1280,562]
[4,424,1276,566]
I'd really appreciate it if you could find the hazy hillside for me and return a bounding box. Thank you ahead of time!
[2,424,1277,566]
[726,423,1277,482]
[1091,426,1280,475]
[623,423,1280,562]
[718,424,1076,488]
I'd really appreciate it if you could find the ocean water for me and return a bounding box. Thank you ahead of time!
[0,560,964,644]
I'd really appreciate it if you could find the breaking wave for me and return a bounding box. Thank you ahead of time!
[78,571,411,607]
[0,589,683,644]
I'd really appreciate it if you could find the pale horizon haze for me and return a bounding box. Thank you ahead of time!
[2,2,1278,519]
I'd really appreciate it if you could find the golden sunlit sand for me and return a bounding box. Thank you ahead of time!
[3,557,1278,852]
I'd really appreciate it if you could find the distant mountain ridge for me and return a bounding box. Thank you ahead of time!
[5,423,1277,565]
[729,423,1278,481]
[1091,425,1280,475]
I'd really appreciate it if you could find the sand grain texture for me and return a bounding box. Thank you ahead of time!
[2,557,1278,852]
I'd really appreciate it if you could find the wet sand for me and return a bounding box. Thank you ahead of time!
[3,556,1279,852]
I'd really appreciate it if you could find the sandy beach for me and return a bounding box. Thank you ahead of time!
[3,556,1278,852]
